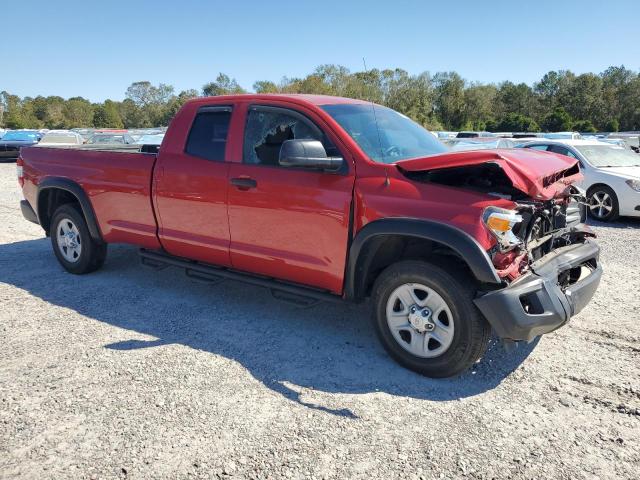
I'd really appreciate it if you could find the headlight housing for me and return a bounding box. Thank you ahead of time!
[483,207,523,252]
[625,179,640,192]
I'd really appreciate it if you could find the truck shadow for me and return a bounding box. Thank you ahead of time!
[0,239,539,418]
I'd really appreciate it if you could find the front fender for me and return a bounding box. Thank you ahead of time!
[345,218,501,300]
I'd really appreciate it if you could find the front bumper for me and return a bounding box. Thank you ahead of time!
[474,240,602,342]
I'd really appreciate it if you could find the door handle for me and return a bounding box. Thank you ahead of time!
[230,177,257,190]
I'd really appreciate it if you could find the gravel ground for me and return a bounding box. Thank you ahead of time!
[0,162,638,479]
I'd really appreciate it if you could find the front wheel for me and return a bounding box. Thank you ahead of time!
[371,260,491,378]
[50,204,107,274]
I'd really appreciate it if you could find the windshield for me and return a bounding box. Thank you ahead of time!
[575,145,640,167]
[321,104,448,163]
[2,131,38,141]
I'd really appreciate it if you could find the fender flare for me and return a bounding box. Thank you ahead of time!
[37,177,103,242]
[345,218,501,300]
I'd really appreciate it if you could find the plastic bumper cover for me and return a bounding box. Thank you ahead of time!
[20,200,39,224]
[474,240,602,342]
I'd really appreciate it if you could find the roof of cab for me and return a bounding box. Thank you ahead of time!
[186,94,372,107]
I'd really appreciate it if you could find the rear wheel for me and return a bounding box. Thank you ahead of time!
[371,260,491,378]
[587,185,619,222]
[50,204,107,274]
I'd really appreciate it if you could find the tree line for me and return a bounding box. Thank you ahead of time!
[2,65,639,132]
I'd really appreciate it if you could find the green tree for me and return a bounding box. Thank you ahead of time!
[93,100,124,128]
[162,89,200,125]
[464,83,497,129]
[433,72,466,129]
[253,80,279,93]
[541,107,573,132]
[572,120,597,132]
[63,97,94,128]
[493,113,539,132]
[604,118,619,132]
[118,99,149,128]
[202,73,246,96]
[496,82,536,119]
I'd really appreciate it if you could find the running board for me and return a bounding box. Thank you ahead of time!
[139,249,343,305]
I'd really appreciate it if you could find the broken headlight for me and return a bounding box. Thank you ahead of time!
[483,207,523,252]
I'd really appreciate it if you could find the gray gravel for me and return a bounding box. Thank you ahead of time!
[0,162,638,479]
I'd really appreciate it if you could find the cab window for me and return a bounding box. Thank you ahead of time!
[185,107,232,161]
[243,106,338,166]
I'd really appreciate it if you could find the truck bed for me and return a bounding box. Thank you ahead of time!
[21,145,162,249]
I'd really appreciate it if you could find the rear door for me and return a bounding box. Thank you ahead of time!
[227,103,355,294]
[153,105,234,266]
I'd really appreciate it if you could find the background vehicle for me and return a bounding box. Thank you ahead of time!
[86,132,136,145]
[38,131,84,146]
[449,138,515,151]
[17,95,602,378]
[542,132,582,140]
[135,133,165,145]
[520,139,640,221]
[456,131,496,138]
[0,130,41,162]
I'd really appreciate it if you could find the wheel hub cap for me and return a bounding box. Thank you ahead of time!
[63,231,78,248]
[56,218,82,263]
[408,305,435,333]
[385,283,455,358]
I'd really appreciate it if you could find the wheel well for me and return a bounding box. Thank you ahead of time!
[355,235,476,299]
[38,188,82,235]
[587,183,615,198]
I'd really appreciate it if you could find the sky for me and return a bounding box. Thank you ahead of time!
[2,0,639,102]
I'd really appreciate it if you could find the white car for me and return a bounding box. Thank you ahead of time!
[542,132,583,140]
[38,131,84,146]
[520,139,640,221]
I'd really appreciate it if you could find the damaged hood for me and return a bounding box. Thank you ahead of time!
[397,148,582,200]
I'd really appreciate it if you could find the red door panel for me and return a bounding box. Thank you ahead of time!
[153,154,231,266]
[227,102,355,294]
[228,165,354,293]
[153,104,238,267]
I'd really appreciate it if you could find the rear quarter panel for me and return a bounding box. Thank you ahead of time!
[21,146,161,248]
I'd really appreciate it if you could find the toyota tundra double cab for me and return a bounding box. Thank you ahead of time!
[18,94,602,377]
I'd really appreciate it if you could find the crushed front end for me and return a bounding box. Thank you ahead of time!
[397,149,603,342]
[475,188,602,341]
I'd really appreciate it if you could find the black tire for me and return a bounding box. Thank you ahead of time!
[371,260,491,378]
[587,185,619,222]
[50,204,107,274]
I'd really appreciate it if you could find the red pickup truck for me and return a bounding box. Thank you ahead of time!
[18,94,602,377]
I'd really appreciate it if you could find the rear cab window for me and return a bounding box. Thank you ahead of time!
[185,106,232,161]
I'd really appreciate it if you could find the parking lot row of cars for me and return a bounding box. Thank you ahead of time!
[0,128,166,160]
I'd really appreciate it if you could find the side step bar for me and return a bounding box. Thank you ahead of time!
[139,249,343,305]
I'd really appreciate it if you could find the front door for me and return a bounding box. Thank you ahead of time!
[227,104,355,294]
